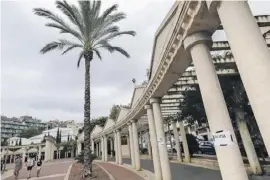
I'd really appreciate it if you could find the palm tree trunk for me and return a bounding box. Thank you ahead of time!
[83,53,92,178]
[235,108,262,175]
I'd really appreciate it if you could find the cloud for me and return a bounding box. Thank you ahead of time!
[1,1,269,122]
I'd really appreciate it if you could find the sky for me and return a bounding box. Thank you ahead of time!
[1,0,269,123]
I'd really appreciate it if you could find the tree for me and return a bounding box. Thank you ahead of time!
[56,128,60,144]
[1,138,8,146]
[20,127,42,138]
[19,138,22,146]
[59,131,62,143]
[109,105,120,120]
[34,1,135,177]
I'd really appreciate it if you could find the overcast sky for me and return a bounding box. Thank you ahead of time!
[1,1,269,123]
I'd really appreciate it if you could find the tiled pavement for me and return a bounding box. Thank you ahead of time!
[97,162,144,180]
[3,159,73,180]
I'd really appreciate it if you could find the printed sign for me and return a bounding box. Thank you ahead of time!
[212,130,233,146]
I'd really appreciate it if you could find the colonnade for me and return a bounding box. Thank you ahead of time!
[91,2,270,180]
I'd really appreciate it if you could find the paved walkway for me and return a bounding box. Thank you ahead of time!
[3,159,73,180]
[97,162,144,180]
[117,158,268,180]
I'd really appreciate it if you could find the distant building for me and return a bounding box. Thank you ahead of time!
[1,115,47,139]
[1,116,28,138]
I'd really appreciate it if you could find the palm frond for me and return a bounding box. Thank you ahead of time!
[93,30,136,47]
[91,26,119,42]
[62,44,83,55]
[77,51,84,68]
[45,23,82,41]
[34,8,83,41]
[93,49,102,60]
[40,42,66,54]
[55,0,84,35]
[40,39,82,54]
[101,4,118,20]
[102,44,130,58]
[78,1,91,37]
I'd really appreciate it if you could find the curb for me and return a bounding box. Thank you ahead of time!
[64,163,73,180]
[95,162,115,180]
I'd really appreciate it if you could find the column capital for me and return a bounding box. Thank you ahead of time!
[183,31,213,51]
[144,104,152,110]
[149,97,161,104]
[131,119,138,123]
[206,1,221,14]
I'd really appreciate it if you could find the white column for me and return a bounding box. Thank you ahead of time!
[128,123,136,168]
[104,136,108,162]
[146,130,152,158]
[150,98,172,180]
[131,120,141,171]
[145,105,162,180]
[110,138,114,158]
[77,142,82,156]
[95,142,98,156]
[101,137,104,161]
[114,131,119,164]
[116,130,123,165]
[179,121,190,162]
[184,32,248,180]
[38,145,42,160]
[172,121,182,162]
[91,139,94,154]
[217,1,270,154]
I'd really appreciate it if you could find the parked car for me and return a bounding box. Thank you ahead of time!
[198,141,216,155]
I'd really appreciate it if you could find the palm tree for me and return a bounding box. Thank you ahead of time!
[33,1,135,177]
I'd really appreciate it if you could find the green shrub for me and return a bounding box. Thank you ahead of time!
[75,151,97,164]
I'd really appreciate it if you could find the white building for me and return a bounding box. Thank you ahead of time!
[7,127,79,146]
[42,127,78,142]
[9,137,30,146]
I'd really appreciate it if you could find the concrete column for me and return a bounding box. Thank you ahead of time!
[38,146,42,160]
[110,138,114,158]
[131,120,141,171]
[104,136,108,162]
[77,142,82,156]
[101,137,104,161]
[172,121,182,162]
[9,155,13,164]
[150,99,172,180]
[114,131,119,164]
[145,105,162,180]
[217,1,270,154]
[45,139,50,162]
[184,32,248,180]
[116,130,123,165]
[95,142,98,156]
[146,130,152,158]
[91,139,94,153]
[128,123,136,168]
[179,121,190,162]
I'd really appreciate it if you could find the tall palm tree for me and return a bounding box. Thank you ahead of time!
[33,1,135,177]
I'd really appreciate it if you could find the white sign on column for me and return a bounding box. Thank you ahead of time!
[212,130,233,146]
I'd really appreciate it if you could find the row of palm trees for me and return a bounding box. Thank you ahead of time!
[33,1,136,178]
